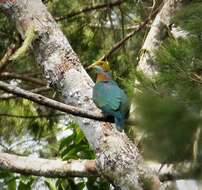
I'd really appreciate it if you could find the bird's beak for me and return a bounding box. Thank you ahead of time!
[85,62,98,70]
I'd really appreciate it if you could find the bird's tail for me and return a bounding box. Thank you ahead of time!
[115,115,125,131]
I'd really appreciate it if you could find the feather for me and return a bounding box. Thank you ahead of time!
[93,80,130,130]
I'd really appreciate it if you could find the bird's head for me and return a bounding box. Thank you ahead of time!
[86,60,111,72]
[86,61,111,82]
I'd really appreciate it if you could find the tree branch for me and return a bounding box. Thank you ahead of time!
[89,23,146,31]
[55,0,123,21]
[149,162,202,182]
[0,113,64,119]
[0,152,198,182]
[99,6,161,61]
[0,72,46,86]
[0,86,50,100]
[0,43,16,73]
[0,81,108,121]
[0,152,98,178]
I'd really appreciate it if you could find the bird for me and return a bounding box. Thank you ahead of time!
[86,60,130,131]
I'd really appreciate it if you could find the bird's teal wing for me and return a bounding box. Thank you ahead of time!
[93,80,122,111]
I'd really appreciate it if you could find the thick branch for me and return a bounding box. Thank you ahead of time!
[55,0,123,21]
[0,152,199,182]
[0,81,108,121]
[0,152,98,178]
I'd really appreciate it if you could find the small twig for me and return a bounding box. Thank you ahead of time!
[193,127,201,161]
[119,6,126,52]
[99,6,160,61]
[0,72,46,86]
[0,30,8,38]
[0,113,65,119]
[89,23,146,31]
[0,86,50,100]
[55,0,123,21]
[107,4,116,40]
[8,139,43,150]
[0,43,16,73]
[0,142,9,151]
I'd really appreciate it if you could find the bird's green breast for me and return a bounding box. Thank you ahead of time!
[93,80,129,115]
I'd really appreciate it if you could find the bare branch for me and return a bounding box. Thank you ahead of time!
[0,43,16,73]
[55,0,123,21]
[0,86,50,100]
[150,162,202,182]
[0,72,46,86]
[99,6,160,61]
[89,23,146,31]
[0,113,64,119]
[0,152,98,178]
[0,152,199,182]
[0,81,108,121]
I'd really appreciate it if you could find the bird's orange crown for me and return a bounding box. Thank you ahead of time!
[86,60,111,82]
[86,60,110,72]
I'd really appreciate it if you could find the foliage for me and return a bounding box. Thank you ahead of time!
[173,2,202,37]
[59,123,95,160]
[0,170,36,190]
[1,0,202,189]
[134,2,202,163]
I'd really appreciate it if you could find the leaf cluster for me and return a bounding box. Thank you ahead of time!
[134,2,202,163]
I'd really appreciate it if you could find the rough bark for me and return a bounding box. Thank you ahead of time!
[0,152,98,178]
[0,1,162,189]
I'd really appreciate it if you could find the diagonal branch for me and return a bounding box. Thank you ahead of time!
[0,43,16,73]
[99,6,161,61]
[55,0,123,21]
[0,152,98,178]
[0,81,108,121]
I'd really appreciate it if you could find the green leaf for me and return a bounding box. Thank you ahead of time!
[45,179,57,190]
[7,179,16,190]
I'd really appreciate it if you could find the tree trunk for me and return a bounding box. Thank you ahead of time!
[0,0,162,189]
[137,0,182,77]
